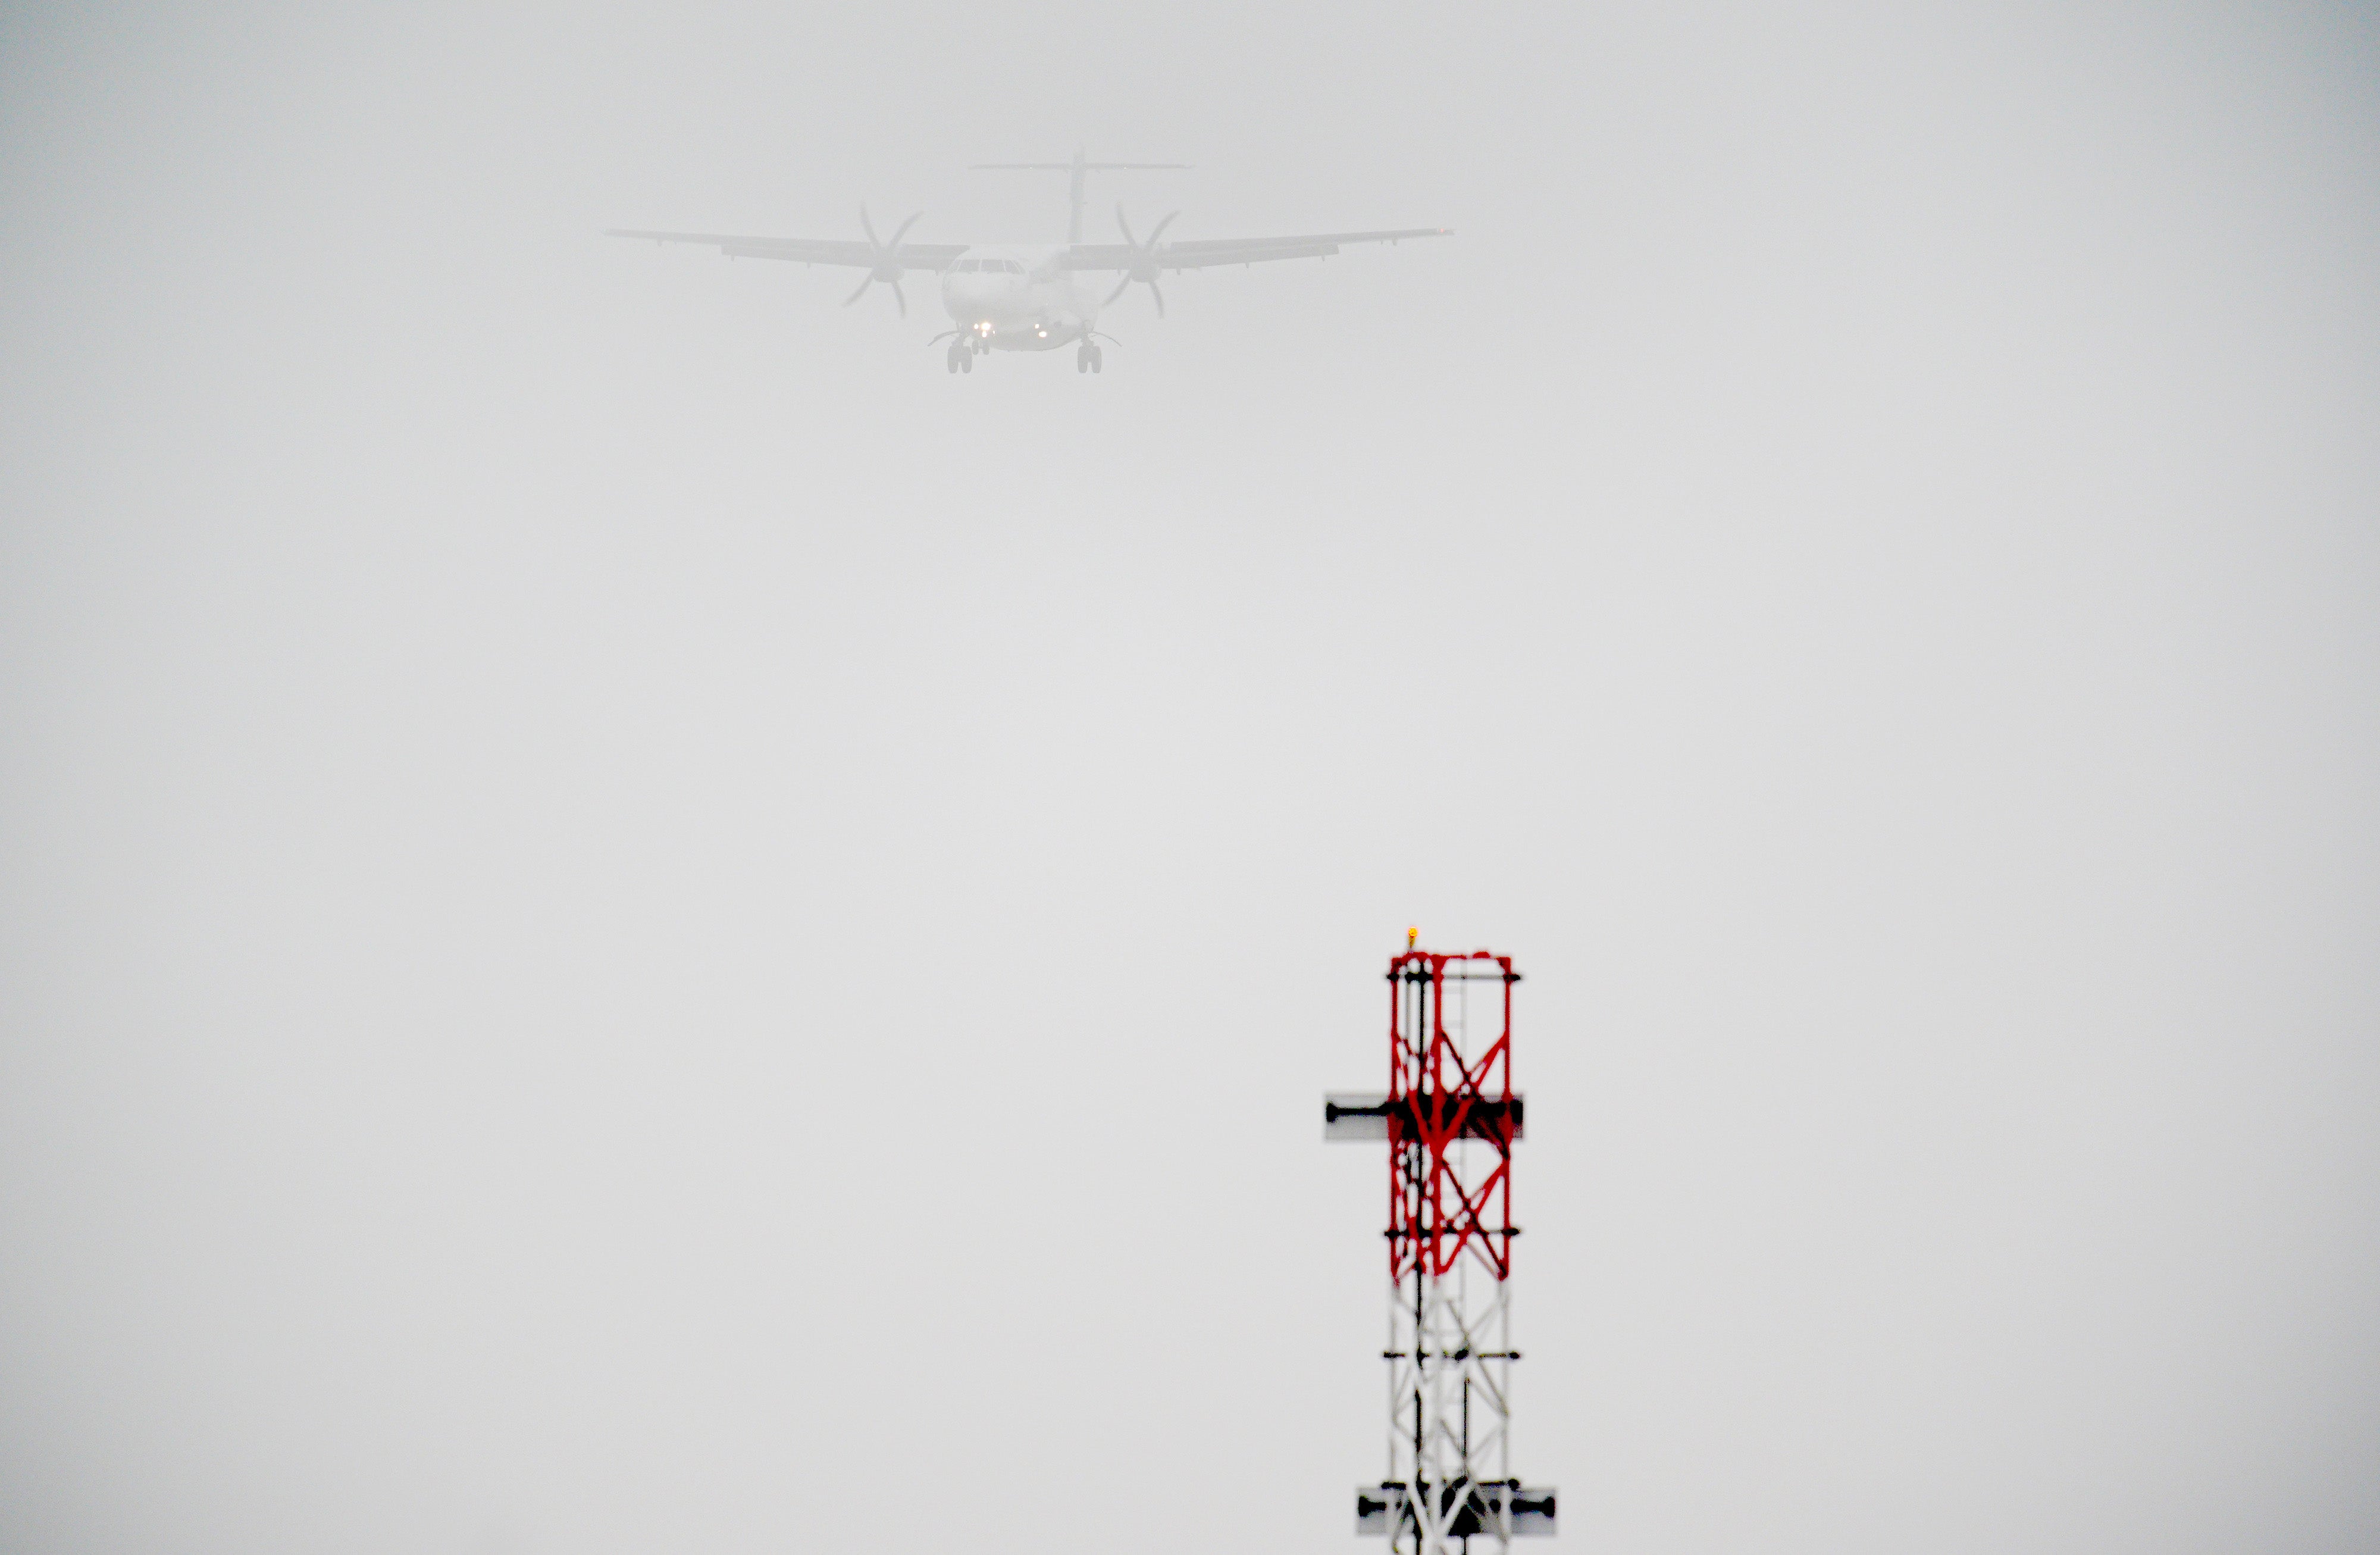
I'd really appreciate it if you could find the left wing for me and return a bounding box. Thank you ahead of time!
[1059,226,1450,273]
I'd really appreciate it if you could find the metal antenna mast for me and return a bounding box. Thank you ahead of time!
[1327,938,1558,1555]
[968,150,1191,243]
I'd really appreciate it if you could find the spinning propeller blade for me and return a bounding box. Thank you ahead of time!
[1109,204,1182,318]
[847,204,928,314]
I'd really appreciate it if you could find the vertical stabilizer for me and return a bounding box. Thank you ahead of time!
[969,151,1191,243]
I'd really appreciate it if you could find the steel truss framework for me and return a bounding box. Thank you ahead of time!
[1331,949,1555,1555]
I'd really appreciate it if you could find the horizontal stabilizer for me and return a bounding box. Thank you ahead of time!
[970,161,1191,171]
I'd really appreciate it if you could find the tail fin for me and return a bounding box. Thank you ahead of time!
[970,152,1190,243]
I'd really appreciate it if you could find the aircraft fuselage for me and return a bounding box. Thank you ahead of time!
[941,248,1098,352]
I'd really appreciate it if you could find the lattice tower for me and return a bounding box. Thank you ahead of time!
[1327,943,1557,1555]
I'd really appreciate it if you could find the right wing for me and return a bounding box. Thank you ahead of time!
[606,229,968,271]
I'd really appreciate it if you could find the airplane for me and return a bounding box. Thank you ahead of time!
[607,153,1451,374]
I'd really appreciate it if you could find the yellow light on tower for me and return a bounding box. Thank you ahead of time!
[1407,927,1418,950]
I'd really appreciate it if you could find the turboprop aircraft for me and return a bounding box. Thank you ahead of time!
[607,154,1450,373]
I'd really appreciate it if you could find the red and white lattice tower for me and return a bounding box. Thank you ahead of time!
[1327,940,1557,1555]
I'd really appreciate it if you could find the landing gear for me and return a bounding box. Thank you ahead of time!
[947,341,973,374]
[1076,343,1104,374]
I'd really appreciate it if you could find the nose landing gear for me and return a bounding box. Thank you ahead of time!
[1075,343,1104,374]
[946,340,973,374]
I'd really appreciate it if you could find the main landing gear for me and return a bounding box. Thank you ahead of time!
[1075,342,1104,374]
[945,340,973,374]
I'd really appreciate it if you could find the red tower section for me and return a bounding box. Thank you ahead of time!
[1387,949,1521,1287]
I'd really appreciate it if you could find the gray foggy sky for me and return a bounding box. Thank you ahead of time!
[3,3,2378,1552]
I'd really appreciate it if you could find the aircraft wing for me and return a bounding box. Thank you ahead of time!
[606,229,969,271]
[1060,227,1449,272]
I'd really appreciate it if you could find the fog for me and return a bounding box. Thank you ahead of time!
[4,4,2377,1551]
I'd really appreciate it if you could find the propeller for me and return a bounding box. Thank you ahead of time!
[843,205,923,317]
[1104,203,1179,317]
